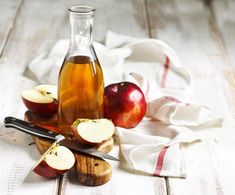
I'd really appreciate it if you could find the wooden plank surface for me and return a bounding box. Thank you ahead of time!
[146,0,235,194]
[212,0,235,68]
[0,0,68,193]
[0,0,78,194]
[0,0,22,57]
[212,0,235,116]
[1,0,235,194]
[61,0,166,194]
[0,0,164,194]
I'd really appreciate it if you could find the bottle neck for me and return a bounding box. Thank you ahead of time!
[68,12,94,57]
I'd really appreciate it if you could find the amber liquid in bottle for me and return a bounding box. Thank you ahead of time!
[58,55,104,135]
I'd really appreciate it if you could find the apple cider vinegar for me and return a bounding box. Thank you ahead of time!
[58,56,104,135]
[58,6,104,135]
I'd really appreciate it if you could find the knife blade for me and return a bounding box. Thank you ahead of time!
[4,116,119,161]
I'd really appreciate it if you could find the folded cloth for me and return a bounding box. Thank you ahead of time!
[115,124,200,177]
[27,31,223,178]
[28,39,131,85]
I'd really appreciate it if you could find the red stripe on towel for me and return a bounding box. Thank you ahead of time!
[160,56,170,88]
[154,146,169,176]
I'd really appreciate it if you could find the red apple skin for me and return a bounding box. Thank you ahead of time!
[104,82,146,128]
[33,160,67,178]
[22,97,58,118]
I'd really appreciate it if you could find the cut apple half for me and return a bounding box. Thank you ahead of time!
[22,84,57,103]
[33,143,75,178]
[72,119,115,145]
[22,84,58,117]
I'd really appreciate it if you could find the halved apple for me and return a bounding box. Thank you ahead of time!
[22,84,58,117]
[33,143,75,178]
[72,119,115,145]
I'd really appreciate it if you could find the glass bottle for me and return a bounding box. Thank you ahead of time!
[58,6,104,136]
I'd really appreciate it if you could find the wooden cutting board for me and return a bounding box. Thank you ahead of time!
[24,111,113,186]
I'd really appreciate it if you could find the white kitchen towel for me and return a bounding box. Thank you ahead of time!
[115,123,200,177]
[28,39,131,85]
[27,31,223,177]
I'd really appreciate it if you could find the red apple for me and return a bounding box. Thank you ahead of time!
[33,144,75,178]
[104,82,146,128]
[72,119,115,145]
[22,84,58,117]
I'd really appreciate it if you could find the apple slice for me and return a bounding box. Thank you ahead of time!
[72,119,115,145]
[22,84,58,117]
[33,143,75,178]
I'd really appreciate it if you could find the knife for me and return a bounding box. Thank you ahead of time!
[4,116,119,161]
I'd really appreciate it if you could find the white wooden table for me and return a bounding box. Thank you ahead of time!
[1,0,235,194]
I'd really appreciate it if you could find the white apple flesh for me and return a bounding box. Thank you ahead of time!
[33,144,75,178]
[72,119,115,145]
[35,84,57,100]
[22,84,58,117]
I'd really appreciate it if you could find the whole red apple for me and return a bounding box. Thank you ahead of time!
[104,82,146,128]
